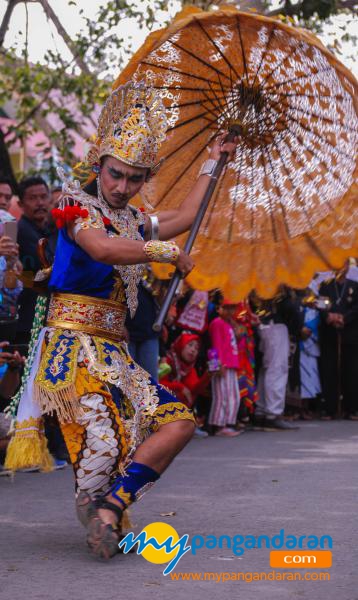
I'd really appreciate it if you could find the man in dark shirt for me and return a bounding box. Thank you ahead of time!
[318,260,358,419]
[16,176,57,343]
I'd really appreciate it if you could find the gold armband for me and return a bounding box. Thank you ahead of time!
[143,240,180,264]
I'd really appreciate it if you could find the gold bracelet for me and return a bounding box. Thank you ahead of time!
[143,240,180,264]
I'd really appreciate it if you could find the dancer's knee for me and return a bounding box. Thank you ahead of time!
[171,419,196,444]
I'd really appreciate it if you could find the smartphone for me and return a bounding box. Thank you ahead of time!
[3,220,18,243]
[315,296,331,310]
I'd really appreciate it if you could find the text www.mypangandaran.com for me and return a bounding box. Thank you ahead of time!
[169,571,330,582]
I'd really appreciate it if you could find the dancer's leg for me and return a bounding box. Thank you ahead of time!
[98,418,195,526]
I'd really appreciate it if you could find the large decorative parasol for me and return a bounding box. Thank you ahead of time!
[113,6,358,300]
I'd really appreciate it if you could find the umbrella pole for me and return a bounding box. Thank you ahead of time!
[153,126,241,332]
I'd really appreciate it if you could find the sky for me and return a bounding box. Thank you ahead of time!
[0,0,181,76]
[0,0,356,78]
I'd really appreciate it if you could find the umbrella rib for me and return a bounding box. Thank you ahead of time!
[282,106,354,161]
[164,121,216,162]
[261,94,355,166]
[167,109,217,132]
[204,161,229,235]
[279,131,337,216]
[228,87,237,122]
[155,131,218,208]
[254,106,314,227]
[266,91,345,102]
[249,142,257,245]
[282,128,351,221]
[202,84,236,128]
[251,24,277,88]
[203,82,231,125]
[259,39,306,86]
[267,96,358,134]
[275,126,338,214]
[153,84,223,93]
[141,60,225,87]
[262,142,293,238]
[249,101,281,131]
[170,97,227,110]
[194,18,241,80]
[212,74,232,124]
[304,233,334,269]
[236,17,249,84]
[260,147,281,242]
[263,67,332,91]
[170,38,232,83]
[201,100,225,123]
[227,145,245,244]
[228,58,235,120]
[270,136,315,228]
[201,86,225,120]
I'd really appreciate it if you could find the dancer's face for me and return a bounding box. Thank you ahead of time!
[100,156,147,209]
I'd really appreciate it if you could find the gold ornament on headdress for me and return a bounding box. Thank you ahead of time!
[86,80,167,176]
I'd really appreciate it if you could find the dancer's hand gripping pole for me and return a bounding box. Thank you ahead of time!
[153,126,241,332]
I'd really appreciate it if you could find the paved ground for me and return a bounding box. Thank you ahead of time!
[1,421,357,600]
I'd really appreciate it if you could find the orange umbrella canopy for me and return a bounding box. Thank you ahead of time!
[114,6,358,299]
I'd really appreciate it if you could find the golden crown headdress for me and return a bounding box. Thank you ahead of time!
[86,81,167,175]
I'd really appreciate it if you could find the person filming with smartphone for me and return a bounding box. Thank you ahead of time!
[0,181,23,326]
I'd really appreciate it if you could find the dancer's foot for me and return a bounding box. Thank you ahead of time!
[75,491,97,527]
[86,499,123,560]
[76,492,123,559]
[87,517,120,560]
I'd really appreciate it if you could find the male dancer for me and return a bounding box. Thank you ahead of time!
[6,81,238,558]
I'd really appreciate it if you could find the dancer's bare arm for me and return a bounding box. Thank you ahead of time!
[68,226,194,277]
[144,134,238,241]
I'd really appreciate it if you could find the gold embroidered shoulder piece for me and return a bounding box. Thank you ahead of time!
[75,204,106,233]
[57,168,145,316]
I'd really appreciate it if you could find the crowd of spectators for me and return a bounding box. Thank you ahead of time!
[130,263,358,435]
[0,172,358,473]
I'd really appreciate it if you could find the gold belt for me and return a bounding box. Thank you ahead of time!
[46,293,127,342]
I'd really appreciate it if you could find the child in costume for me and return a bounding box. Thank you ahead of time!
[208,299,241,437]
[160,332,210,437]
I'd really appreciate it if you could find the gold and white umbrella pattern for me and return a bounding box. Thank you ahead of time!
[114,6,358,299]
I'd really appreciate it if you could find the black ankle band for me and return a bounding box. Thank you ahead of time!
[95,498,123,522]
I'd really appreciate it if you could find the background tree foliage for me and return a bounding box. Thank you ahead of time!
[0,0,357,186]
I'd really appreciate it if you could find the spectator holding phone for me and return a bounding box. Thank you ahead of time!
[0,176,13,212]
[0,206,23,322]
[16,176,57,344]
